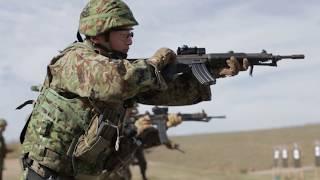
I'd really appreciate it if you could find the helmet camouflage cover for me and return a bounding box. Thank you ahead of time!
[0,118,7,127]
[79,0,138,36]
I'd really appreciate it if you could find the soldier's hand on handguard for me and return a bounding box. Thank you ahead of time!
[134,115,153,136]
[214,57,249,78]
[164,140,185,153]
[147,48,176,70]
[166,114,182,128]
[164,140,178,149]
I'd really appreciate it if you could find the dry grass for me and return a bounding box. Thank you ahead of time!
[4,123,320,180]
[146,124,320,173]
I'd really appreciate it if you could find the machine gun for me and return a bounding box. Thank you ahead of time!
[160,45,305,85]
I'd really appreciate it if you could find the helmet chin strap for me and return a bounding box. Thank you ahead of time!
[110,51,128,59]
[94,43,128,59]
[82,33,128,59]
[77,31,84,42]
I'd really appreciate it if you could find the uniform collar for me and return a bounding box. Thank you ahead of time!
[84,40,127,59]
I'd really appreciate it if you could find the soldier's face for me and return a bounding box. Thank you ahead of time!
[109,29,133,54]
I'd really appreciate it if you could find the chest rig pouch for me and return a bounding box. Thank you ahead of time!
[23,87,92,175]
[72,104,133,175]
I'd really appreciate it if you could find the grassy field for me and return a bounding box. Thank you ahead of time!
[4,123,320,180]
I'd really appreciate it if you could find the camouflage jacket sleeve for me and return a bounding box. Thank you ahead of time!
[48,43,159,103]
[136,72,212,105]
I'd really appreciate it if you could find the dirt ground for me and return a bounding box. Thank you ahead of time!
[3,158,21,180]
[5,123,320,180]
[3,158,320,180]
[3,159,217,180]
[2,158,249,180]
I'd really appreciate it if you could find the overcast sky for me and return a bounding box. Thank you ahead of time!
[1,0,319,142]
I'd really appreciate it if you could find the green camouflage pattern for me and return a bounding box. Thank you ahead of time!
[47,40,211,105]
[0,133,6,171]
[22,87,92,175]
[21,39,211,177]
[0,119,6,127]
[0,119,6,179]
[21,40,161,176]
[48,41,157,102]
[79,0,138,36]
[137,72,212,105]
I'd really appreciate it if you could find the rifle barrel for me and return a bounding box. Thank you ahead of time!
[279,55,305,59]
[209,115,226,119]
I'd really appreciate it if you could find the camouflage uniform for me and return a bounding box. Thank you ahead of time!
[20,0,211,179]
[0,119,7,180]
[100,105,183,180]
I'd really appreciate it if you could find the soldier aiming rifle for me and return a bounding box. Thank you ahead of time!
[17,0,304,179]
[131,45,304,86]
[132,106,225,180]
[135,106,225,146]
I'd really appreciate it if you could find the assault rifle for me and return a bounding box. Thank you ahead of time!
[137,106,225,144]
[132,107,225,180]
[147,45,305,85]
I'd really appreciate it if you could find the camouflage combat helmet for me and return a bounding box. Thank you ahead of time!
[79,0,138,36]
[0,118,7,127]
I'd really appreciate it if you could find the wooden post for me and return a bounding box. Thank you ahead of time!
[292,143,301,168]
[272,147,281,180]
[281,147,289,168]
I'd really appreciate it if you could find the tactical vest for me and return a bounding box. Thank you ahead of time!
[22,86,92,175]
[21,42,140,176]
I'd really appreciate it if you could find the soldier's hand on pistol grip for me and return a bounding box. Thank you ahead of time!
[147,48,176,70]
[166,114,182,128]
[134,115,153,136]
[215,56,249,77]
